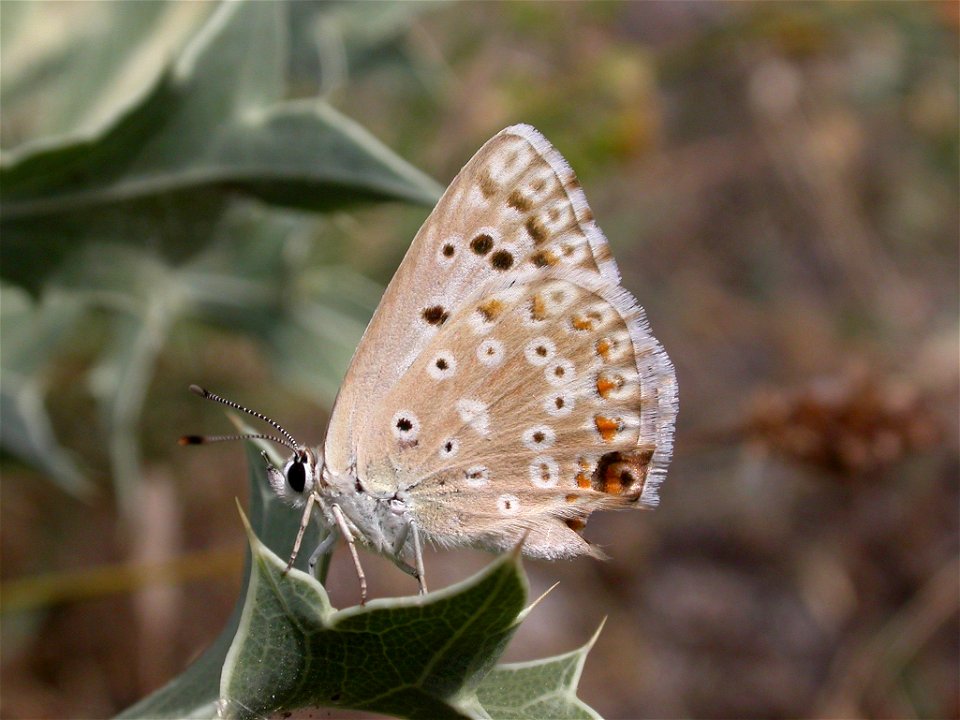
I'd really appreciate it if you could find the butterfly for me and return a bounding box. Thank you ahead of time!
[184,125,678,603]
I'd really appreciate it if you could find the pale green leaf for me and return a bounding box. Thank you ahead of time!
[473,625,605,720]
[0,284,92,497]
[219,517,527,720]
[0,0,441,292]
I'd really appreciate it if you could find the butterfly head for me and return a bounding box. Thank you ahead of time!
[266,446,323,507]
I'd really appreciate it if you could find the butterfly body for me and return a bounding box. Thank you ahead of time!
[195,125,677,600]
[269,451,416,562]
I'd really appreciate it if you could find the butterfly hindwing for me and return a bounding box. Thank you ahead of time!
[324,125,623,476]
[355,268,677,558]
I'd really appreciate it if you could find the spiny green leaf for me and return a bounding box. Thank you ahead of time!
[117,438,603,720]
[473,624,605,720]
[220,513,528,720]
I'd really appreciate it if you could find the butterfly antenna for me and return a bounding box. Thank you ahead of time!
[186,385,301,452]
[178,433,297,452]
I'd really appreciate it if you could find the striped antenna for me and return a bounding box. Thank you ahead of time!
[185,385,301,452]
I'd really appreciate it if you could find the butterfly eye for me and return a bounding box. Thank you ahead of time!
[286,458,307,493]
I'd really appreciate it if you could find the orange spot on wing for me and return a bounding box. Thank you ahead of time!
[596,338,612,359]
[477,298,504,322]
[596,373,623,398]
[531,249,559,268]
[604,467,622,495]
[593,448,655,499]
[594,415,621,442]
[571,310,602,331]
[565,494,578,503]
[531,294,548,321]
[576,456,593,488]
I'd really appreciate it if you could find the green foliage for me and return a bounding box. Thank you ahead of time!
[0,0,440,501]
[220,521,524,720]
[0,285,91,496]
[118,442,601,720]
[1,1,441,290]
[475,642,603,720]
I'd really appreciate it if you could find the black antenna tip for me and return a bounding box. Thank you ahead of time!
[189,385,208,398]
[179,435,206,445]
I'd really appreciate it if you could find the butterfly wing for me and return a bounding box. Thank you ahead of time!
[355,267,677,558]
[323,125,622,476]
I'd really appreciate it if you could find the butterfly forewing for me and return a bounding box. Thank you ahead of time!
[324,125,623,476]
[356,268,676,559]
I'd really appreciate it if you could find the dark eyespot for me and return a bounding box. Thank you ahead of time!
[287,460,306,493]
[490,250,514,270]
[555,397,565,409]
[442,243,455,257]
[470,234,494,255]
[396,417,413,432]
[422,305,449,325]
[533,431,545,443]
[444,441,454,452]
[436,358,448,370]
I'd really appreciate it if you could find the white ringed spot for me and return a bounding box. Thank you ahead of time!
[545,358,576,386]
[427,350,457,380]
[545,283,576,310]
[522,424,556,451]
[523,337,556,366]
[465,465,490,488]
[497,494,521,515]
[529,456,560,488]
[544,391,575,417]
[436,235,461,266]
[439,437,460,459]
[391,410,420,441]
[477,338,505,367]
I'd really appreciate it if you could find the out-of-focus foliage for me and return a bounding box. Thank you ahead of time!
[1,2,956,719]
[0,0,440,505]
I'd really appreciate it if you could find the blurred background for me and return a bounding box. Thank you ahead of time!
[1,1,957,718]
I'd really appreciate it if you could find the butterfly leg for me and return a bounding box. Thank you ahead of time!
[386,523,428,595]
[411,523,428,595]
[331,503,368,605]
[307,525,338,582]
[284,491,316,574]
